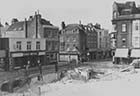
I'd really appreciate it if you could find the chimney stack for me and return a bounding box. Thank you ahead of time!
[61,21,65,29]
[79,20,81,24]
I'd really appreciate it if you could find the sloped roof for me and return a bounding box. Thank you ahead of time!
[64,24,84,30]
[115,1,140,15]
[7,21,32,31]
[40,18,52,26]
[7,18,53,31]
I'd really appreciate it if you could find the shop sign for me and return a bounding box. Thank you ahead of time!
[39,52,45,55]
[23,53,30,56]
[12,53,23,57]
[30,52,37,55]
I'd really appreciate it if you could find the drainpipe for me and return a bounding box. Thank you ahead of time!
[35,12,38,38]
[25,18,28,38]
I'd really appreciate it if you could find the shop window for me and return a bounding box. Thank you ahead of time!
[36,41,40,50]
[16,41,22,51]
[27,41,31,50]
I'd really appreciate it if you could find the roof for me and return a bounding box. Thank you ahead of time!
[7,18,53,31]
[131,49,140,58]
[40,18,52,25]
[64,24,84,31]
[7,21,31,31]
[115,1,140,15]
[114,48,129,58]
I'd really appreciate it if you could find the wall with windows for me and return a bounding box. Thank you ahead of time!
[132,20,140,48]
[116,20,132,48]
[9,38,46,52]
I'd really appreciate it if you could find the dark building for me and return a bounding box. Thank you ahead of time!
[84,23,98,60]
[59,22,86,62]
[43,25,59,64]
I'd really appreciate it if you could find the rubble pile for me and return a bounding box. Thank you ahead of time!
[1,64,138,96]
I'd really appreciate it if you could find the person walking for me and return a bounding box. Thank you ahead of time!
[38,60,43,81]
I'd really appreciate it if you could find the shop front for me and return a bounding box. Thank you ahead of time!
[113,48,129,64]
[10,51,46,70]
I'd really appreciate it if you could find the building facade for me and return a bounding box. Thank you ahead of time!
[84,23,98,60]
[59,23,86,62]
[112,1,140,48]
[0,38,46,70]
[96,28,110,59]
[0,12,59,71]
[43,25,59,64]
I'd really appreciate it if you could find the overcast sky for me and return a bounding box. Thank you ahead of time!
[0,0,140,31]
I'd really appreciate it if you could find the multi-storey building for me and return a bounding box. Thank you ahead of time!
[109,32,117,56]
[112,1,140,48]
[59,22,86,62]
[112,1,140,64]
[96,27,110,59]
[0,12,59,71]
[0,38,46,70]
[43,25,59,64]
[84,23,98,60]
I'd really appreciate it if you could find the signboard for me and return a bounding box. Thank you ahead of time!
[23,53,30,56]
[39,52,45,55]
[30,52,37,55]
[12,53,23,57]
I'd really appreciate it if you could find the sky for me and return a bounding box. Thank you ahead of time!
[0,0,140,31]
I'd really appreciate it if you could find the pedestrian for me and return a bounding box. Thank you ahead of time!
[38,60,43,81]
[24,61,30,78]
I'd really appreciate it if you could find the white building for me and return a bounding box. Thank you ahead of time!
[132,20,140,48]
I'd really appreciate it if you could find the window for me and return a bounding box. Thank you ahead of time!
[122,24,126,32]
[99,32,102,36]
[36,41,40,50]
[135,23,139,31]
[27,41,31,50]
[112,24,117,32]
[113,12,117,19]
[122,38,126,46]
[16,41,22,51]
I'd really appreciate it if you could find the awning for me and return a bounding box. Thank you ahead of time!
[131,49,140,58]
[114,48,129,58]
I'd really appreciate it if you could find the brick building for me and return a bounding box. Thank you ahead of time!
[112,1,140,64]
[84,23,98,60]
[96,27,110,59]
[0,12,59,70]
[112,1,140,48]
[59,22,86,62]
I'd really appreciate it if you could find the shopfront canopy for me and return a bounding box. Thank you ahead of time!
[131,49,140,58]
[114,48,129,58]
